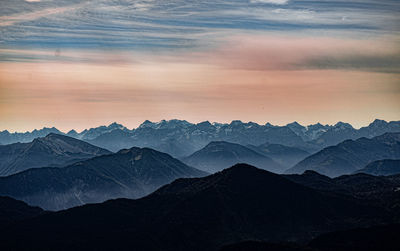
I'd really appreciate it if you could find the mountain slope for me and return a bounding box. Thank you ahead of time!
[0,196,44,227]
[183,141,284,173]
[0,133,112,176]
[0,164,384,251]
[285,133,400,177]
[309,224,400,251]
[247,143,310,168]
[284,171,400,212]
[355,159,400,176]
[0,147,206,210]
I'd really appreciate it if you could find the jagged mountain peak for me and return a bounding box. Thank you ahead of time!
[138,119,192,130]
[229,120,244,126]
[108,122,125,129]
[369,119,388,127]
[287,121,304,128]
[333,122,354,129]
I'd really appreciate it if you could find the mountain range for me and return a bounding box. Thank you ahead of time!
[0,164,390,251]
[0,119,399,250]
[182,141,285,173]
[0,133,111,176]
[1,119,399,158]
[285,133,400,177]
[0,147,206,210]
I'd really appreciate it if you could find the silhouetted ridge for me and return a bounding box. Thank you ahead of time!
[0,196,44,227]
[183,141,285,173]
[0,134,111,176]
[0,164,385,251]
[0,147,207,210]
[286,132,400,177]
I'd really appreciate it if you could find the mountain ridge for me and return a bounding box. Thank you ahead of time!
[0,133,111,176]
[0,164,387,251]
[182,141,285,173]
[355,159,400,176]
[2,119,399,158]
[0,146,207,210]
[285,132,400,177]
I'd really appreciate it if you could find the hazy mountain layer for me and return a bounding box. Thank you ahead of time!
[0,133,111,176]
[183,141,285,173]
[247,143,310,168]
[355,159,400,176]
[285,133,400,177]
[2,119,399,157]
[0,147,207,210]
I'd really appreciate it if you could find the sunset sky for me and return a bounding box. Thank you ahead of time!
[0,0,399,132]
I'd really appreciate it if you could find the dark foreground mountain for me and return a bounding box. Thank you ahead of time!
[220,241,308,251]
[309,224,400,251]
[0,147,206,210]
[0,133,111,176]
[285,133,400,177]
[0,196,43,226]
[247,143,310,168]
[284,170,400,213]
[0,164,388,251]
[220,224,400,251]
[183,141,284,173]
[355,159,400,176]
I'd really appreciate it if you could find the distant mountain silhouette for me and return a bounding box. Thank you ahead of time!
[247,143,310,168]
[312,119,400,148]
[355,159,400,176]
[285,133,400,177]
[2,119,399,157]
[0,196,43,227]
[0,133,111,176]
[0,164,385,250]
[183,141,285,173]
[71,122,129,141]
[287,121,332,141]
[0,127,63,145]
[87,129,134,152]
[0,147,206,210]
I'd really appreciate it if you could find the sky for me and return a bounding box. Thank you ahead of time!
[0,0,399,132]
